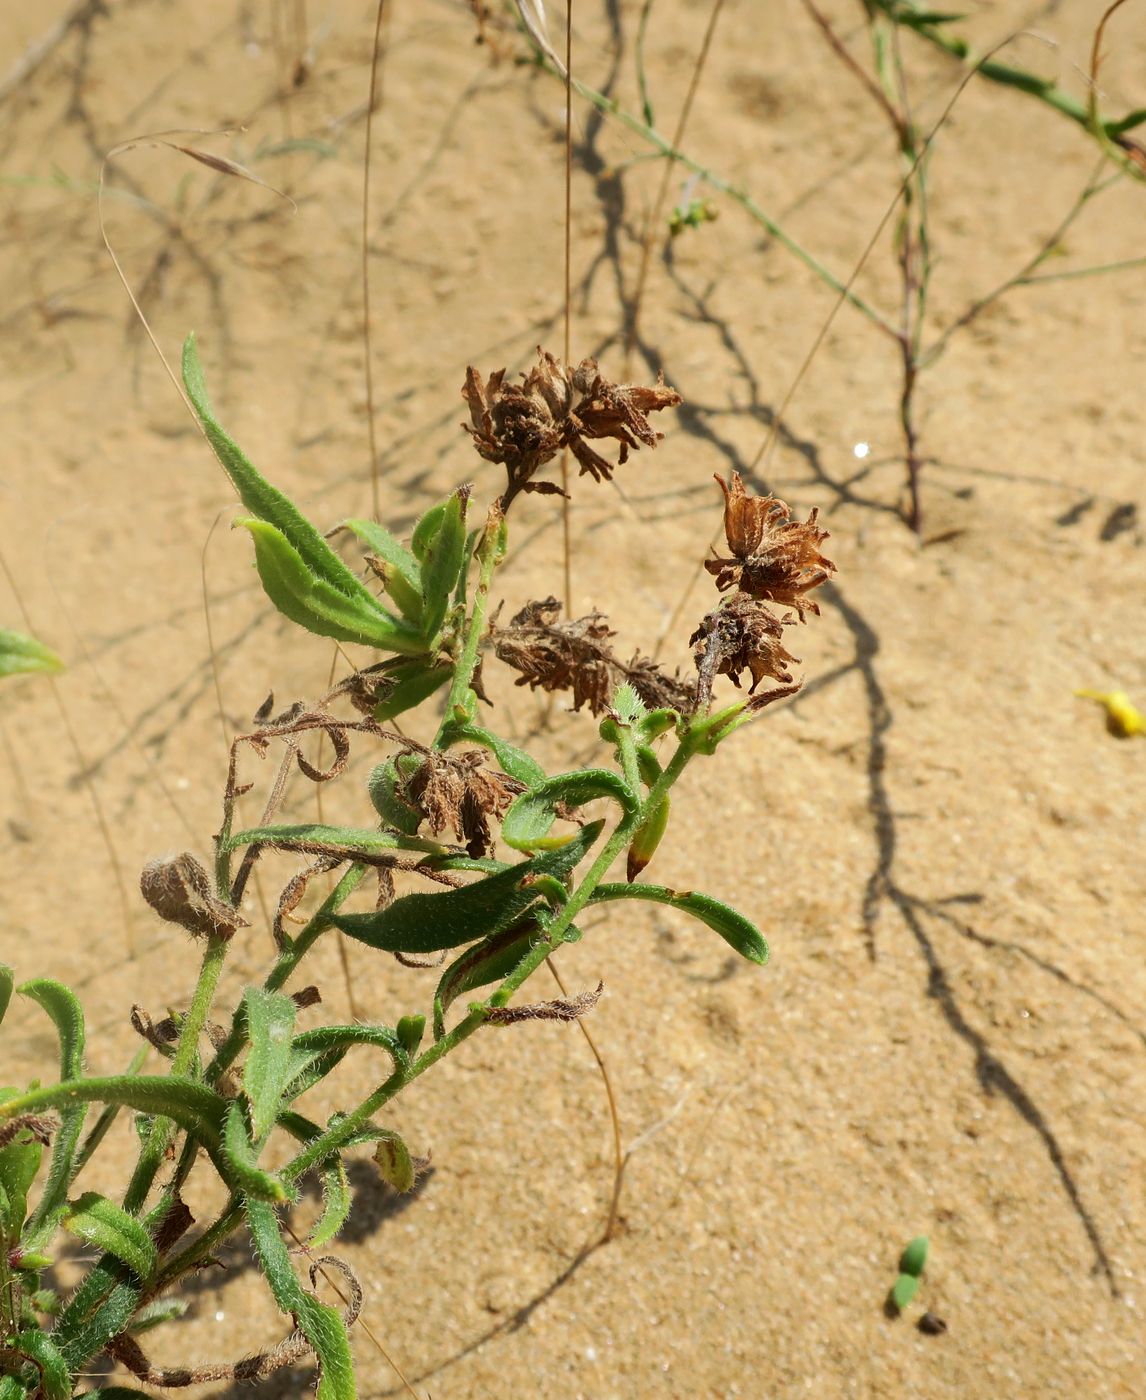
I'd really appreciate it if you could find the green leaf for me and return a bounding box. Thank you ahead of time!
[283,1023,407,1102]
[418,487,469,640]
[126,1297,188,1333]
[3,1330,70,1400]
[899,1235,929,1276]
[237,518,424,652]
[502,771,637,852]
[246,1196,356,1400]
[183,335,377,604]
[221,1101,289,1202]
[367,756,424,835]
[64,1192,157,1282]
[242,989,298,1141]
[0,1076,227,1152]
[0,1131,43,1240]
[0,965,12,1026]
[309,1155,352,1248]
[443,722,547,786]
[433,922,545,1037]
[372,656,452,723]
[0,628,63,679]
[18,979,88,1245]
[372,1129,415,1192]
[890,1272,920,1309]
[587,883,769,965]
[339,517,424,622]
[410,500,447,560]
[331,820,603,954]
[222,820,445,857]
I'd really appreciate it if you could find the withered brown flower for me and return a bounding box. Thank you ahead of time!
[690,592,800,703]
[404,749,524,859]
[463,350,681,506]
[492,597,692,717]
[704,472,835,617]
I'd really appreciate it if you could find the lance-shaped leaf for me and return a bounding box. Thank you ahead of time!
[587,883,768,965]
[3,1330,69,1400]
[418,487,469,640]
[410,500,447,560]
[0,628,64,679]
[19,979,88,1246]
[441,722,546,786]
[283,1024,407,1103]
[0,964,11,1026]
[246,1196,356,1400]
[242,989,297,1141]
[236,518,425,653]
[309,1155,352,1249]
[502,771,637,852]
[0,1129,43,1239]
[64,1192,157,1282]
[330,821,603,954]
[221,1102,289,1203]
[221,821,445,859]
[339,517,424,623]
[127,1298,189,1334]
[433,921,547,1039]
[372,655,452,723]
[0,1077,227,1153]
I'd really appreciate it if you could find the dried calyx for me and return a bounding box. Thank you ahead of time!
[403,749,524,858]
[492,597,693,716]
[463,349,681,506]
[692,472,836,708]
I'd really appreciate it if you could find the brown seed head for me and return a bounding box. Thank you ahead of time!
[705,472,835,617]
[462,350,681,506]
[691,593,800,701]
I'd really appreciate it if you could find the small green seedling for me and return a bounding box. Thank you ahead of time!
[889,1234,929,1312]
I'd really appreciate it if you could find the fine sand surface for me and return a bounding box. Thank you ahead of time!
[2,2,1144,1396]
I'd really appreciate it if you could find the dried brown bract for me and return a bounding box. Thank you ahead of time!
[705,471,835,617]
[463,350,681,505]
[691,594,801,705]
[405,749,525,858]
[140,853,248,941]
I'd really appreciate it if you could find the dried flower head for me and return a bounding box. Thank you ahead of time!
[704,472,835,617]
[691,592,801,704]
[463,350,681,505]
[405,749,524,858]
[492,597,691,716]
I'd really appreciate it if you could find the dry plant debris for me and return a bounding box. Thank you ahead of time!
[463,349,681,505]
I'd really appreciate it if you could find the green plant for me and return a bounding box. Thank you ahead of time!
[889,1233,929,1311]
[0,334,835,1396]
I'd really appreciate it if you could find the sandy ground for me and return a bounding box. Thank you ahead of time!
[2,1,1145,1396]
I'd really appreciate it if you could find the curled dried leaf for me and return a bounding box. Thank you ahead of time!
[140,853,248,940]
[0,1114,56,1151]
[486,980,604,1025]
[705,472,835,617]
[463,349,681,506]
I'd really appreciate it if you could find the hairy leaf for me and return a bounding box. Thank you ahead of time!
[367,756,424,835]
[222,821,444,857]
[221,1102,289,1203]
[433,922,546,1038]
[64,1192,157,1282]
[330,821,603,954]
[418,487,469,640]
[242,989,298,1141]
[588,883,768,965]
[246,1196,355,1400]
[372,1130,415,1193]
[309,1156,352,1249]
[3,1329,70,1400]
[372,656,452,723]
[18,979,87,1246]
[340,517,424,622]
[502,770,637,851]
[283,1024,407,1103]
